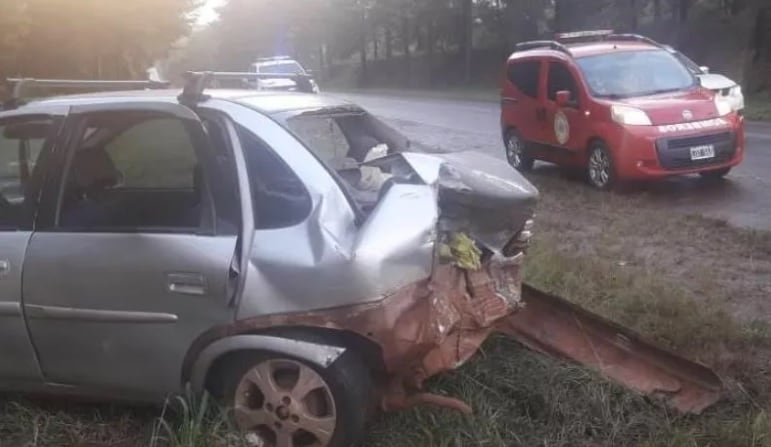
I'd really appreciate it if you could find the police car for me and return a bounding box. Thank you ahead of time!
[249,56,320,93]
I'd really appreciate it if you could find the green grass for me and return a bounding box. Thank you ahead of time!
[744,95,771,121]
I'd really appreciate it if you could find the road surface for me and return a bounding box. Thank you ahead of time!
[332,92,771,231]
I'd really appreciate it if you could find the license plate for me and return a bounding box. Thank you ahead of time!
[689,144,715,160]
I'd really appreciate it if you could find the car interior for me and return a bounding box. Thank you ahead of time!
[58,113,206,231]
[0,119,53,228]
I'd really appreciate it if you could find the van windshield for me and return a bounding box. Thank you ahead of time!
[576,49,696,99]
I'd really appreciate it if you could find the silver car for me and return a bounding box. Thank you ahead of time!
[0,79,540,446]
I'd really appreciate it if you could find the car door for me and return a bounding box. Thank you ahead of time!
[503,58,544,144]
[0,111,64,382]
[22,102,242,397]
[542,60,587,160]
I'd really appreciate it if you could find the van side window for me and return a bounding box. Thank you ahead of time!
[507,60,541,98]
[547,62,579,103]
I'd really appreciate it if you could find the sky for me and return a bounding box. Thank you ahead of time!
[195,0,226,26]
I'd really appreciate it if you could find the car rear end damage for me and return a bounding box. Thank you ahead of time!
[193,150,723,416]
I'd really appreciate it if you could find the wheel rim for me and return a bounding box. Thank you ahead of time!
[588,148,611,187]
[234,359,337,447]
[506,135,523,167]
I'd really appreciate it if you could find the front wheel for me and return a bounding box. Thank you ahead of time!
[699,167,731,180]
[586,142,615,190]
[505,130,534,172]
[221,350,373,447]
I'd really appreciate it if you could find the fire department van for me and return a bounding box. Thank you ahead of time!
[500,30,745,189]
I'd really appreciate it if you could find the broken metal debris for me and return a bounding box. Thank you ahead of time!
[200,250,721,416]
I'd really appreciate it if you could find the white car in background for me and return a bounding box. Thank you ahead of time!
[249,56,320,93]
[664,45,745,113]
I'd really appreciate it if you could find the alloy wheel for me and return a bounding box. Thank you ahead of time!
[506,134,524,168]
[234,359,337,447]
[588,148,611,189]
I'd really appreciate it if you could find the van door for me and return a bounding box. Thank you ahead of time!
[542,60,587,162]
[502,58,544,144]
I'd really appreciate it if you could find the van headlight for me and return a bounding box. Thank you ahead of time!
[611,105,652,126]
[729,85,744,111]
[714,95,733,116]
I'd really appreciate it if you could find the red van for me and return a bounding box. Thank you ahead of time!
[500,31,745,189]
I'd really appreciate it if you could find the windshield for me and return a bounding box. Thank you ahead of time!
[671,51,702,75]
[576,49,696,99]
[257,62,304,75]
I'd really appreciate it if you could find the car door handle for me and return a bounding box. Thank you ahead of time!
[166,273,208,296]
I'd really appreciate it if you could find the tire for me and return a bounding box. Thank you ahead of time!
[586,141,616,190]
[219,347,373,447]
[699,167,731,180]
[504,130,534,172]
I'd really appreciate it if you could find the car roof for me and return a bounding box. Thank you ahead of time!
[508,41,659,62]
[15,89,355,116]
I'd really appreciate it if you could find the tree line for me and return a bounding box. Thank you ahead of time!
[0,0,197,84]
[164,0,761,86]
[0,0,763,90]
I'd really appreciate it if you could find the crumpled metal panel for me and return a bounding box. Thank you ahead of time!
[403,151,539,254]
[496,284,724,414]
[207,255,526,413]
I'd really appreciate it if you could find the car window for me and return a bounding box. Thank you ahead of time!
[105,118,197,189]
[508,60,541,98]
[286,116,351,167]
[547,62,579,103]
[0,117,56,229]
[237,125,311,229]
[57,113,207,231]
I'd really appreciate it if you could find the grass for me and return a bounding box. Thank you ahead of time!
[1,169,770,446]
[744,94,771,121]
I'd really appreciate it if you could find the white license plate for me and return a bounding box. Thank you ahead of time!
[689,144,715,160]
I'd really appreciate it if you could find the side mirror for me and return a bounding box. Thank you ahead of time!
[699,66,710,74]
[556,90,576,108]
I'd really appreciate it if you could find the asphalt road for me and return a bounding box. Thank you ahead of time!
[332,92,771,231]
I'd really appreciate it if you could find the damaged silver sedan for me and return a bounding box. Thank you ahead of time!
[0,75,722,447]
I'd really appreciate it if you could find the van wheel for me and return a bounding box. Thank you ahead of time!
[221,349,372,447]
[587,141,615,190]
[699,168,731,180]
[505,130,534,171]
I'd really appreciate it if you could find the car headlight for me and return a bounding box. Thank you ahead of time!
[729,85,743,98]
[714,95,733,116]
[611,105,652,126]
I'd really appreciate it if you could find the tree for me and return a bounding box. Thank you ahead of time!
[1,0,197,80]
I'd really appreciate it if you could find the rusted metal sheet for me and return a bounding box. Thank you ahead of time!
[197,251,721,415]
[496,284,723,414]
